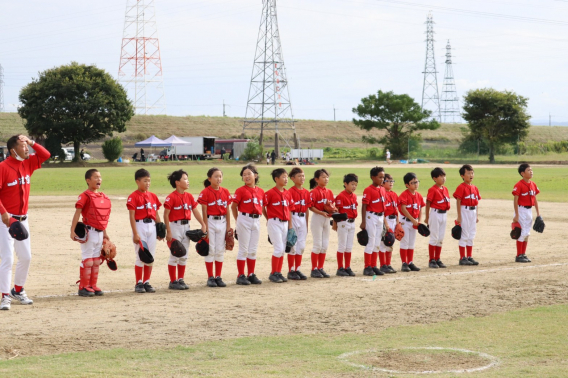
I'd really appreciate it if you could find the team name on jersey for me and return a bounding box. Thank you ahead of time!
[342,204,356,210]
[316,198,329,204]
[294,199,306,206]
[371,198,384,204]
[271,200,289,206]
[136,203,158,210]
[464,194,479,200]
[242,198,262,205]
[406,203,421,210]
[436,197,450,204]
[173,204,193,210]
[520,191,536,196]
[209,199,228,207]
[7,175,31,187]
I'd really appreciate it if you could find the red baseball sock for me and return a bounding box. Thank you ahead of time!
[246,258,256,275]
[295,254,303,271]
[407,249,414,263]
[522,240,528,254]
[428,244,435,260]
[288,254,296,271]
[337,252,344,269]
[205,261,214,277]
[386,251,392,265]
[371,252,378,267]
[143,265,152,283]
[311,252,318,270]
[237,259,246,276]
[177,265,186,279]
[516,241,523,256]
[280,256,285,272]
[379,252,386,266]
[466,246,473,257]
[459,246,466,259]
[135,265,143,283]
[271,256,278,274]
[168,265,177,282]
[2,293,9,298]
[214,261,223,277]
[318,253,326,269]
[435,246,442,260]
[364,253,371,267]
[14,285,23,293]
[344,252,352,268]
[400,249,407,263]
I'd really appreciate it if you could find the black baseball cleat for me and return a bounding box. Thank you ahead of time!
[295,270,308,280]
[387,265,397,273]
[143,282,156,293]
[207,276,218,287]
[459,257,473,266]
[169,280,183,290]
[515,255,530,263]
[379,265,390,274]
[336,267,350,277]
[436,260,447,268]
[408,262,421,272]
[247,273,262,284]
[276,272,288,282]
[363,267,375,276]
[310,269,323,278]
[372,266,384,276]
[78,288,95,297]
[135,282,146,293]
[236,274,251,285]
[345,267,356,276]
[401,263,411,272]
[467,257,479,265]
[429,259,439,269]
[177,278,190,290]
[215,277,227,287]
[319,269,331,278]
[523,255,531,262]
[287,270,301,280]
[269,273,283,283]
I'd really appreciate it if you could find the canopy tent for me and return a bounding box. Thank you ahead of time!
[163,135,192,146]
[134,135,170,148]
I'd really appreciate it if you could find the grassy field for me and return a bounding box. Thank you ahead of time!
[1,304,567,377]
[31,164,568,202]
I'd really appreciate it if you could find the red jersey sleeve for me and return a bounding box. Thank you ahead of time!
[197,189,210,205]
[453,184,464,200]
[512,182,521,197]
[75,192,90,209]
[418,193,426,207]
[126,192,138,210]
[362,187,372,205]
[232,187,243,205]
[189,193,198,209]
[164,194,174,210]
[426,186,436,203]
[476,187,482,200]
[152,193,162,210]
[26,143,51,173]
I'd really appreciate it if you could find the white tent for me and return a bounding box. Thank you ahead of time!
[134,135,170,147]
[163,135,192,146]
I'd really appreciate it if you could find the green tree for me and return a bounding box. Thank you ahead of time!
[241,139,263,161]
[462,88,531,163]
[18,62,133,161]
[352,90,440,159]
[102,137,123,163]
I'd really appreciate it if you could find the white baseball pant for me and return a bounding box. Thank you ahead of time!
[311,213,330,254]
[134,220,157,267]
[517,206,532,242]
[267,219,288,258]
[379,217,397,252]
[169,221,191,265]
[81,228,104,260]
[206,217,226,263]
[399,218,417,250]
[364,212,384,254]
[0,216,31,294]
[290,214,307,255]
[428,210,447,247]
[459,206,477,247]
[236,214,260,261]
[337,221,356,252]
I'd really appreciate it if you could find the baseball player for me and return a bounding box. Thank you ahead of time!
[309,169,334,278]
[453,164,481,266]
[287,167,310,280]
[0,135,50,311]
[424,167,450,269]
[398,172,425,272]
[333,173,358,277]
[70,169,112,297]
[378,173,398,274]
[164,169,207,290]
[360,166,386,277]
[512,163,540,263]
[127,169,163,294]
[263,168,294,283]
[199,167,232,288]
[231,164,264,285]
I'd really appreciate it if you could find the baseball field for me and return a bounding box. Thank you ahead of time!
[1,162,567,377]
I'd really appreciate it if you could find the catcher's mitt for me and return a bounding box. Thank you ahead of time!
[168,239,187,258]
[418,223,430,237]
[138,240,154,264]
[510,222,522,240]
[186,229,207,243]
[196,238,209,257]
[533,216,545,233]
[451,222,462,240]
[331,212,348,222]
[101,239,117,260]
[323,202,338,214]
[73,222,88,243]
[357,229,369,246]
[156,222,166,239]
[394,223,405,241]
[382,231,395,247]
[225,228,235,251]
[9,219,29,241]
[287,228,297,248]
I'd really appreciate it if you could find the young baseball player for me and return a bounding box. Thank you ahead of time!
[360,167,386,276]
[127,169,163,293]
[231,164,264,285]
[453,164,481,266]
[0,135,50,310]
[70,169,112,297]
[333,174,358,277]
[378,173,398,273]
[263,168,294,283]
[309,169,334,278]
[398,172,425,272]
[198,167,231,288]
[164,169,206,290]
[512,163,540,263]
[425,167,450,269]
[287,167,310,280]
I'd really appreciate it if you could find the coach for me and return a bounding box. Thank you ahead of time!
[0,135,50,311]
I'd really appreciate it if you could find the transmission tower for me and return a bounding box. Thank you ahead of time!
[0,64,4,112]
[440,40,460,123]
[118,0,166,115]
[421,11,441,123]
[242,0,299,155]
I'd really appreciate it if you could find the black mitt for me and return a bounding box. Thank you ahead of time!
[168,239,187,258]
[533,216,545,233]
[138,240,154,264]
[196,238,209,257]
[451,223,462,240]
[357,229,369,246]
[331,212,348,222]
[510,222,522,240]
[186,229,207,243]
[156,222,166,239]
[418,223,430,237]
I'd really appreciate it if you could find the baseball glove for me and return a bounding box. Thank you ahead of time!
[510,222,522,240]
[394,223,405,241]
[324,202,338,214]
[225,228,235,251]
[168,239,187,258]
[156,222,166,239]
[533,216,545,233]
[196,238,209,257]
[186,229,207,242]
[331,212,348,222]
[101,239,117,260]
[451,222,462,240]
[357,229,369,246]
[418,223,430,237]
[287,228,297,248]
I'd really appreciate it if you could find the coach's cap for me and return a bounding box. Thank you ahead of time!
[9,218,29,241]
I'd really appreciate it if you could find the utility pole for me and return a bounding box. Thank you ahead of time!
[333,105,336,122]
[549,113,552,126]
[440,40,460,123]
[421,11,441,123]
[223,100,226,117]
[0,64,4,113]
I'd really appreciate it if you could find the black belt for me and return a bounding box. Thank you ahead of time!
[347,219,355,223]
[388,215,397,219]
[136,218,154,223]
[208,215,225,220]
[241,212,260,219]
[402,216,413,222]
[271,218,287,223]
[292,212,305,217]
[465,206,476,210]
[370,212,384,216]
[173,220,189,225]
[86,225,103,232]
[433,209,447,214]
[11,215,27,222]
[519,205,531,209]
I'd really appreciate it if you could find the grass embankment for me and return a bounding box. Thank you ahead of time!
[32,165,568,202]
[1,304,567,377]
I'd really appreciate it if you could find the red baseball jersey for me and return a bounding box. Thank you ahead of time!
[126,190,162,221]
[233,185,264,214]
[310,185,334,212]
[0,143,50,215]
[164,190,198,221]
[398,189,425,219]
[383,190,399,217]
[453,183,481,207]
[197,186,231,216]
[335,190,358,219]
[427,185,451,211]
[289,186,311,213]
[512,180,539,207]
[264,187,294,220]
[362,184,386,213]
[75,190,112,230]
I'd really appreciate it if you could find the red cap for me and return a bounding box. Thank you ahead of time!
[167,239,178,249]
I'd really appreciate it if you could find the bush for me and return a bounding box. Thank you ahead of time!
[44,134,66,161]
[368,148,380,158]
[102,137,123,162]
[241,139,263,161]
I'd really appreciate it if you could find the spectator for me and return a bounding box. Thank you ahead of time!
[221,147,226,160]
[386,149,391,165]
[140,148,145,162]
[80,149,85,160]
[271,150,276,165]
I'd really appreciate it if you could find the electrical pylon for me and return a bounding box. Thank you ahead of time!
[440,40,461,123]
[118,0,166,115]
[421,11,441,123]
[242,0,299,155]
[0,64,4,112]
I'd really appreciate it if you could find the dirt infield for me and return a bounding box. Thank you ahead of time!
[1,196,567,360]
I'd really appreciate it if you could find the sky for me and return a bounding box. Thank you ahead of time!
[1,0,567,125]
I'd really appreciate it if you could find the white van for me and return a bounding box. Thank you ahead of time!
[62,147,91,161]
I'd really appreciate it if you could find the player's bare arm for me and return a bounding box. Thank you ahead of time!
[332,220,337,232]
[424,200,431,225]
[456,198,462,224]
[129,210,140,244]
[1,212,10,227]
[102,229,109,241]
[164,208,172,242]
[513,196,519,222]
[192,208,207,233]
[288,218,292,230]
[534,197,540,217]
[202,204,209,234]
[360,203,367,230]
[70,208,82,241]
[262,205,268,220]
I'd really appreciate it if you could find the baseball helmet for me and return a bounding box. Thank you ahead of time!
[168,239,187,258]
[418,223,430,237]
[195,238,209,257]
[138,240,154,264]
[451,221,462,240]
[331,212,348,222]
[510,222,522,240]
[73,222,88,243]
[382,231,395,247]
[9,219,29,241]
[357,229,369,246]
